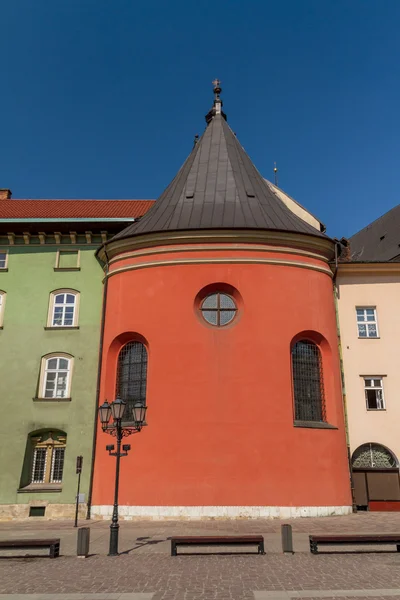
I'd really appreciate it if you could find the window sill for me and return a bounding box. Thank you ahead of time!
[44,326,79,330]
[366,408,386,411]
[358,336,380,340]
[0,268,8,272]
[294,420,338,430]
[17,484,63,493]
[33,397,71,402]
[54,267,80,272]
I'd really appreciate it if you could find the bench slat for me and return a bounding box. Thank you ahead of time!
[170,535,265,556]
[310,534,400,543]
[0,539,60,548]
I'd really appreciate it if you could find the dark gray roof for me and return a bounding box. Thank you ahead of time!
[113,112,326,241]
[350,204,400,262]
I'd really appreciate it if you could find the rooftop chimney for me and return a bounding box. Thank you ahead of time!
[0,189,12,200]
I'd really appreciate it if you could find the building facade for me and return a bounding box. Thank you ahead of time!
[337,207,400,511]
[91,85,353,519]
[0,191,153,519]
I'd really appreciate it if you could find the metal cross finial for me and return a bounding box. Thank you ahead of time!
[212,78,221,88]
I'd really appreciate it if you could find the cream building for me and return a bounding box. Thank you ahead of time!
[337,205,400,510]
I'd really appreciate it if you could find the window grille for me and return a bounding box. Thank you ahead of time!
[292,340,325,422]
[116,342,148,421]
[32,448,47,483]
[0,252,7,269]
[201,293,237,326]
[29,432,66,485]
[352,443,397,468]
[50,447,65,483]
[356,307,378,338]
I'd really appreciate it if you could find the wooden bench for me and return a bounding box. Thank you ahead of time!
[309,534,400,554]
[170,535,265,556]
[0,538,60,558]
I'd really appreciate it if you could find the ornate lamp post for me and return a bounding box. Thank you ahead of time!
[98,397,147,556]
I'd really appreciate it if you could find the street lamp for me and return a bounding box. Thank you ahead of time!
[99,397,147,556]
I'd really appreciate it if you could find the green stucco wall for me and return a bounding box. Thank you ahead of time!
[0,244,103,509]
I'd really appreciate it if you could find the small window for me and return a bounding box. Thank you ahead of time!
[40,354,73,399]
[0,291,5,327]
[200,293,237,326]
[48,290,79,327]
[364,377,385,410]
[30,431,66,484]
[0,251,8,270]
[55,250,80,270]
[356,307,378,338]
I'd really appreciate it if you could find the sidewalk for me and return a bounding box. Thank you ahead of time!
[0,513,400,600]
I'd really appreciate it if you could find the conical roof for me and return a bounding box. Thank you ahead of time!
[113,86,326,242]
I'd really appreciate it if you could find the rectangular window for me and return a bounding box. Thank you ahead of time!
[0,251,8,269]
[356,307,378,338]
[50,447,65,483]
[55,250,80,270]
[364,377,385,410]
[32,448,47,483]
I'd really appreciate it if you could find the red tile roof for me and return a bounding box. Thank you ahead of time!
[0,199,155,219]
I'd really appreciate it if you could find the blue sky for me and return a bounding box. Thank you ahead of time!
[1,0,399,238]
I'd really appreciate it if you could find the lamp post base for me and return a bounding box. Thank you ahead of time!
[108,523,119,556]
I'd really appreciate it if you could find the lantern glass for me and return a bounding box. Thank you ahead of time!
[99,401,111,429]
[110,396,126,421]
[132,402,147,428]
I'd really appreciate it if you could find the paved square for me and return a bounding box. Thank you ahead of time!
[1,513,400,600]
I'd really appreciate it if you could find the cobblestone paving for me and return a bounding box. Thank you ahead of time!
[0,513,400,599]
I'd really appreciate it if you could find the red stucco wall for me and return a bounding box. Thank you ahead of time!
[92,244,351,508]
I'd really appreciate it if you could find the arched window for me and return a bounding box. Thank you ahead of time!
[352,443,398,469]
[30,431,67,485]
[292,340,325,422]
[48,290,79,327]
[116,342,148,420]
[0,291,6,327]
[40,354,73,399]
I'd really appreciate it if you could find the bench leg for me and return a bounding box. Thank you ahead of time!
[171,541,177,556]
[397,545,400,552]
[310,540,318,555]
[258,541,265,555]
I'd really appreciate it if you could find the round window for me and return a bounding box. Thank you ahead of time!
[200,293,237,327]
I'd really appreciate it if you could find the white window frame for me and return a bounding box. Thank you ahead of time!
[0,291,6,327]
[0,250,8,270]
[47,289,80,328]
[39,353,74,399]
[356,306,379,338]
[363,377,385,410]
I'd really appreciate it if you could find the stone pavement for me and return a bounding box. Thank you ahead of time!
[0,513,400,600]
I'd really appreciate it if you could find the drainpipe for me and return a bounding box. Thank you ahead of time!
[333,241,357,513]
[86,246,110,519]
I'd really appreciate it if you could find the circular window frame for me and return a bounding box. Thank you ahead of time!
[200,292,238,327]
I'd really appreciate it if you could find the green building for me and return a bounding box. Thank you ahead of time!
[0,189,153,519]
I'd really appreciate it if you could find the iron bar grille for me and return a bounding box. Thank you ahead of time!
[32,448,47,483]
[50,447,65,483]
[116,342,148,421]
[292,340,326,422]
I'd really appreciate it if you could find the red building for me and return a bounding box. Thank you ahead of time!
[91,84,352,519]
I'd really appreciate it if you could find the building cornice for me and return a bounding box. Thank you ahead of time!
[107,243,330,266]
[99,229,335,263]
[337,262,400,275]
[105,256,333,281]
